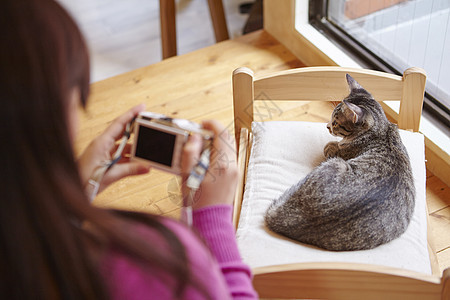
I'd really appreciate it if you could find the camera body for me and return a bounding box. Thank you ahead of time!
[131,112,213,174]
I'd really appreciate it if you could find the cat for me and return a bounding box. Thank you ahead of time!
[264,74,415,251]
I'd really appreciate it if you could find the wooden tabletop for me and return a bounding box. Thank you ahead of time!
[75,30,320,218]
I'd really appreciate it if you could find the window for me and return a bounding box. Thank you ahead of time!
[309,0,450,128]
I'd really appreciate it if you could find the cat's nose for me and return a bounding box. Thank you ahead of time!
[326,122,331,133]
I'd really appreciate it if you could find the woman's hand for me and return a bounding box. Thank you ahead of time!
[77,104,150,197]
[181,120,238,209]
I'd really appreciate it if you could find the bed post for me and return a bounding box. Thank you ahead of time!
[399,67,426,132]
[233,67,254,156]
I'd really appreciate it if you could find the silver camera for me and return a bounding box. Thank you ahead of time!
[130,112,213,174]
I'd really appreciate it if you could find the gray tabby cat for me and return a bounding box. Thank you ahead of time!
[265,74,415,251]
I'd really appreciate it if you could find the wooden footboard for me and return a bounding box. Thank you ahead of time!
[253,262,450,299]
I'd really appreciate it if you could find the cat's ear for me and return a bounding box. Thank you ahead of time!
[346,74,364,93]
[343,100,363,124]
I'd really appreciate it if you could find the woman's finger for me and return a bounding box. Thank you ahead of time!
[102,103,145,141]
[180,134,202,178]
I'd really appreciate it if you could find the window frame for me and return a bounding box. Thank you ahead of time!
[308,0,450,130]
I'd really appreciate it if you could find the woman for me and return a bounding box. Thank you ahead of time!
[0,0,257,299]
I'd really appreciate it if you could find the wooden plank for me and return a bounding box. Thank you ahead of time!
[253,262,442,299]
[247,100,333,124]
[426,171,450,213]
[426,170,450,273]
[429,207,450,253]
[254,67,403,102]
[425,137,450,188]
[437,248,450,275]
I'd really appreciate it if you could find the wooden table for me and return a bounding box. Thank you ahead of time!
[75,30,316,218]
[75,29,450,273]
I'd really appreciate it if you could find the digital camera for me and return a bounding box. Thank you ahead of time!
[130,112,213,174]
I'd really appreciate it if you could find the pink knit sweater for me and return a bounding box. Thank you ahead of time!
[102,205,258,299]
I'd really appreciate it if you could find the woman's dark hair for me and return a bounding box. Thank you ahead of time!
[0,0,205,298]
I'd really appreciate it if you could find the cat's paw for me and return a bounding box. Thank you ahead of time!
[324,141,339,158]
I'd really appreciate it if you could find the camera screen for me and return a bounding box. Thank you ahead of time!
[135,126,176,167]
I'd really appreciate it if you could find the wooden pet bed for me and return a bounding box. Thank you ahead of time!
[231,66,450,299]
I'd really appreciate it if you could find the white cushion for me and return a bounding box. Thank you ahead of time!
[236,121,430,274]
